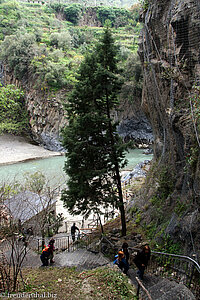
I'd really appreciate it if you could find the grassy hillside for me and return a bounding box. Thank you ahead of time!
[0,0,141,87]
[19,266,137,299]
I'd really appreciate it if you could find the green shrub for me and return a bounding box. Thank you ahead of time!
[97,7,116,26]
[139,0,150,10]
[97,7,131,27]
[0,84,29,134]
[44,61,68,88]
[69,28,88,48]
[30,47,76,89]
[49,31,72,50]
[63,4,82,25]
[0,32,36,79]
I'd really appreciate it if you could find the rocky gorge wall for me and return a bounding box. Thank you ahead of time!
[137,0,200,256]
[26,88,67,151]
[116,97,153,146]
[4,66,153,151]
[4,67,67,151]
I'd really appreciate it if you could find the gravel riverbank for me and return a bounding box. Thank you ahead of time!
[0,134,62,166]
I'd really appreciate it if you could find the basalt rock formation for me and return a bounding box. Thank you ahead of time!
[116,106,153,146]
[26,88,66,151]
[4,67,67,151]
[137,0,200,256]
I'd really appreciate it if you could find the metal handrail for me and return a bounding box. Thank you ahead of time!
[151,250,200,273]
[36,232,93,253]
[129,247,200,271]
[147,250,200,298]
[128,247,200,298]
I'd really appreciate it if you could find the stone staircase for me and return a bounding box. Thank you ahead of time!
[22,247,109,270]
[54,250,196,299]
[54,248,110,271]
[128,269,196,300]
[22,247,196,299]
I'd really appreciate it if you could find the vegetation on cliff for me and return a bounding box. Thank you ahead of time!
[0,0,142,137]
[0,84,29,134]
[0,0,140,90]
[50,2,139,27]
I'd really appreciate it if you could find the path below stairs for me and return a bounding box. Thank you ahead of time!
[22,248,109,270]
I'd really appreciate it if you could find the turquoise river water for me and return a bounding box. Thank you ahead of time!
[0,149,153,187]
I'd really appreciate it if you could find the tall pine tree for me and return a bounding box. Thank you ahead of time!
[61,26,127,236]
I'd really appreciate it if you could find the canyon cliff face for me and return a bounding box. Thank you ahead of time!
[26,88,67,151]
[4,68,153,151]
[116,95,153,146]
[138,0,200,255]
[4,67,67,151]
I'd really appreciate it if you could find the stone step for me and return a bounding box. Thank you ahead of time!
[144,278,178,299]
[128,269,160,287]
[128,268,195,300]
[156,284,196,300]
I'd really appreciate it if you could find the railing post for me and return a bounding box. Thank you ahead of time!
[137,283,140,298]
[136,276,152,300]
[189,265,195,288]
[68,236,69,252]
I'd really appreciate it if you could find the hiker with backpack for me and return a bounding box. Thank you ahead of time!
[113,250,129,274]
[48,238,55,263]
[40,238,55,266]
[122,242,130,264]
[133,244,151,280]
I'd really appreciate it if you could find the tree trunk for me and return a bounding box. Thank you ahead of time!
[115,166,126,236]
[105,91,126,236]
[97,211,104,234]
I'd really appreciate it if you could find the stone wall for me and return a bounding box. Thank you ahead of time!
[4,67,67,151]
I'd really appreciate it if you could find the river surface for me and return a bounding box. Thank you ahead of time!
[0,149,153,232]
[0,149,153,187]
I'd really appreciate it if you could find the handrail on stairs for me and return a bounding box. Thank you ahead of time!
[36,232,93,253]
[147,249,200,298]
[128,246,200,298]
[151,250,200,273]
